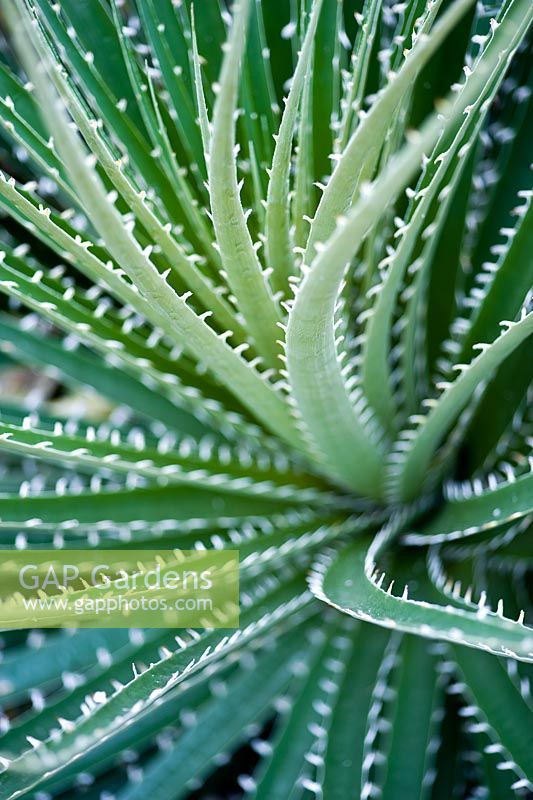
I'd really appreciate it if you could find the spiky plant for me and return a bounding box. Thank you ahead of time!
[0,0,531,796]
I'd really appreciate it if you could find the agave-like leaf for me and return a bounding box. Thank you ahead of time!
[0,0,531,797]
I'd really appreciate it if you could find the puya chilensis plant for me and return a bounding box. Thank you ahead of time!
[0,0,531,796]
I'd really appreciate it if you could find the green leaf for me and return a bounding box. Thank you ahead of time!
[311,0,342,181]
[361,0,530,430]
[311,528,533,661]
[0,69,70,194]
[0,627,138,706]
[0,86,300,449]
[286,26,515,495]
[47,0,146,133]
[0,315,210,436]
[208,0,283,369]
[453,646,533,783]
[405,471,533,545]
[367,635,443,800]
[46,70,247,342]
[336,0,383,153]
[0,582,310,799]
[0,484,300,528]
[119,619,320,800]
[0,416,328,502]
[190,9,211,160]
[265,0,324,296]
[389,310,533,502]
[28,0,185,227]
[459,170,533,359]
[305,0,476,260]
[321,625,390,799]
[136,0,205,172]
[250,618,358,799]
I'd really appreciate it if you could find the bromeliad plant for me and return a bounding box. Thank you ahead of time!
[0,0,531,796]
